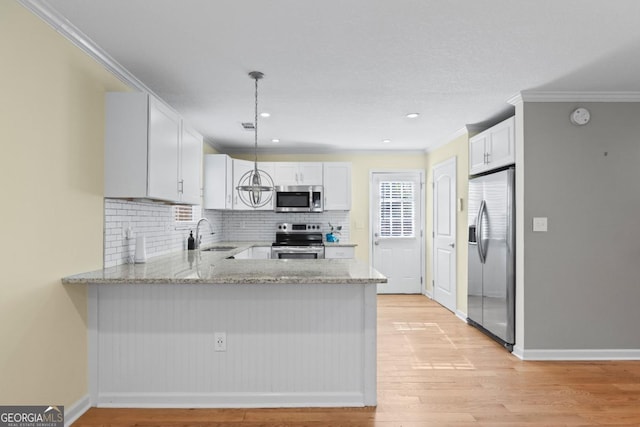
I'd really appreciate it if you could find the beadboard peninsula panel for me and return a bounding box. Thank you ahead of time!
[91,283,376,407]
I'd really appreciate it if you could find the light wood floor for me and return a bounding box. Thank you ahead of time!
[73,295,640,426]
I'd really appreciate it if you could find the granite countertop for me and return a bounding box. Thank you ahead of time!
[62,242,385,285]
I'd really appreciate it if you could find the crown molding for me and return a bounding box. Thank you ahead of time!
[509,91,640,104]
[424,126,472,154]
[221,145,428,156]
[17,0,162,101]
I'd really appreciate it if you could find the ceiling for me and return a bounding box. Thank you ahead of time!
[34,0,640,153]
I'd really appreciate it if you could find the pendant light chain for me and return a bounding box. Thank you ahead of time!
[254,75,259,168]
[235,71,274,208]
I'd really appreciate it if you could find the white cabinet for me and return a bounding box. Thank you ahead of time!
[233,159,274,211]
[323,162,351,210]
[325,246,355,259]
[273,162,323,186]
[203,154,233,209]
[105,92,201,204]
[250,246,272,259]
[179,125,203,205]
[233,246,272,259]
[469,116,515,175]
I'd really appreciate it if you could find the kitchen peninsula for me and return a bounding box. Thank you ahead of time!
[63,244,385,408]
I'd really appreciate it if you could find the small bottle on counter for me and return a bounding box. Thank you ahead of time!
[187,231,195,250]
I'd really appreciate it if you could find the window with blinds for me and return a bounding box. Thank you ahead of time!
[379,181,415,238]
[173,205,202,223]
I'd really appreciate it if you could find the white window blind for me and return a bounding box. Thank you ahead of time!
[379,181,415,238]
[173,205,201,223]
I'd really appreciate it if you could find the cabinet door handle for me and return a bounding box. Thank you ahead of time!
[300,173,304,183]
[295,172,299,183]
[178,180,184,194]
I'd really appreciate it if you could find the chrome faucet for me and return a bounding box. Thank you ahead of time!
[195,218,215,249]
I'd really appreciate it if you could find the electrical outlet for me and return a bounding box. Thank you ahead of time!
[533,217,548,232]
[214,332,226,352]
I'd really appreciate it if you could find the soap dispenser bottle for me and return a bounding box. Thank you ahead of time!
[187,231,195,250]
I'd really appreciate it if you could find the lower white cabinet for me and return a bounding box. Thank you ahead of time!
[233,246,272,259]
[250,246,272,259]
[325,246,355,259]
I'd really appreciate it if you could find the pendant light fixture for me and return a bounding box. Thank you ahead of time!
[236,71,274,208]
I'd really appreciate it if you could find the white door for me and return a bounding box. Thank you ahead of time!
[432,157,457,312]
[371,171,423,294]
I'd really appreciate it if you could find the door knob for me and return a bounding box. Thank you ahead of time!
[448,243,455,248]
[374,241,379,246]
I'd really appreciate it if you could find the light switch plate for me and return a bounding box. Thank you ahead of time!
[533,217,548,232]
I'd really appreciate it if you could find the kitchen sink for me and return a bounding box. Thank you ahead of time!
[202,246,236,252]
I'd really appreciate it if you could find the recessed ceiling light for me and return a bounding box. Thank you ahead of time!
[382,139,391,143]
[406,113,420,119]
[271,138,280,143]
[260,112,271,118]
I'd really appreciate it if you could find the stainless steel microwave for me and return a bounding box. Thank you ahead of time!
[274,185,323,213]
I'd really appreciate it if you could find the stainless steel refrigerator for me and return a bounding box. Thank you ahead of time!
[467,166,515,351]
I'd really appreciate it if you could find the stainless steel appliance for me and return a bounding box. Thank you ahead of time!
[467,166,515,351]
[271,223,325,259]
[274,185,323,213]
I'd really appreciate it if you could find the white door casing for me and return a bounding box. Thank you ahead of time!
[371,171,424,294]
[432,157,457,312]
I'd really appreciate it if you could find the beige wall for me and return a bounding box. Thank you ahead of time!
[0,1,127,405]
[233,152,427,262]
[203,143,219,155]
[425,134,469,314]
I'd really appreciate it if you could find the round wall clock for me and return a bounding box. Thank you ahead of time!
[570,107,591,125]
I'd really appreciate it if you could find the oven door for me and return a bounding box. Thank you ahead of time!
[271,246,325,259]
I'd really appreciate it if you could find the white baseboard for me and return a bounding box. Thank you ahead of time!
[455,310,467,323]
[424,290,433,299]
[96,392,366,408]
[513,348,640,361]
[65,394,90,427]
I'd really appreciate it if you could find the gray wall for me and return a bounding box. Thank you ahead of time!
[521,102,640,349]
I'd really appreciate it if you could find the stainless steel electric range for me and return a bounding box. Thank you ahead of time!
[271,223,325,259]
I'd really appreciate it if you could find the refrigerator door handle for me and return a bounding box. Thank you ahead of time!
[476,200,486,264]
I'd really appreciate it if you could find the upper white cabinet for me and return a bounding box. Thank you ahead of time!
[203,159,351,211]
[273,162,323,186]
[323,162,352,210]
[203,154,233,210]
[232,159,274,211]
[469,116,515,175]
[105,92,202,204]
[179,125,203,205]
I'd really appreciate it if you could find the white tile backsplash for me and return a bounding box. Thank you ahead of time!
[104,198,349,267]
[216,210,350,242]
[104,199,222,267]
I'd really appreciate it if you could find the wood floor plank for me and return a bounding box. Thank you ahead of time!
[73,295,640,426]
